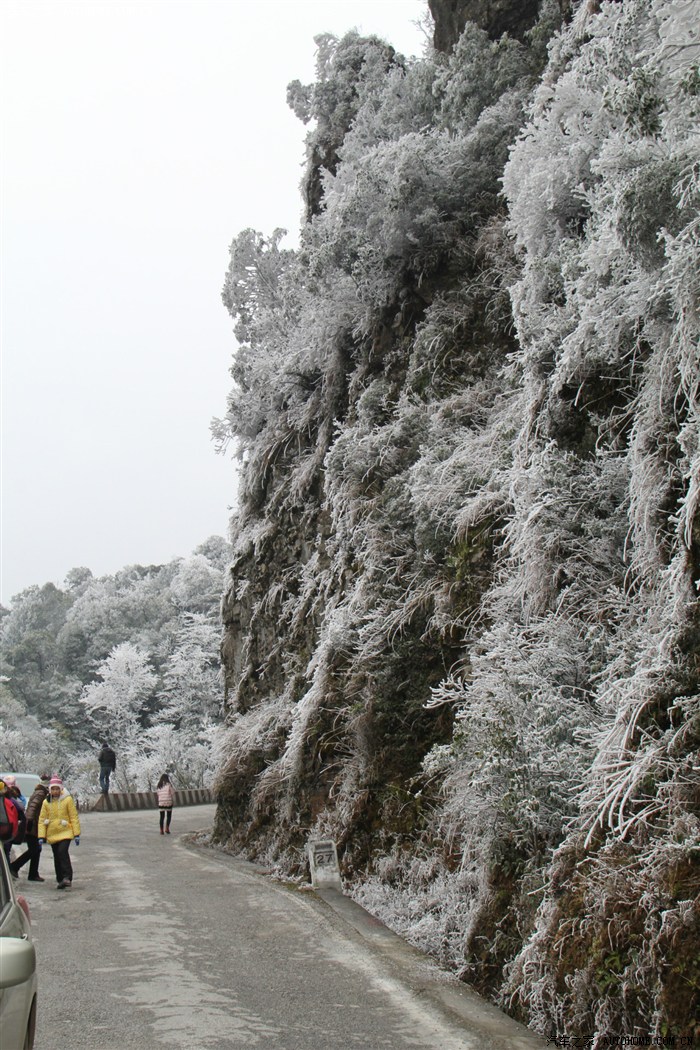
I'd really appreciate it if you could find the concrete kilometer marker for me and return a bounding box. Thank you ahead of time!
[308,839,342,889]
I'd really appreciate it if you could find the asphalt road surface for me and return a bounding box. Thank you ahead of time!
[15,804,547,1050]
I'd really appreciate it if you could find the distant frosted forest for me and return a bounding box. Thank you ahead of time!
[0,535,231,792]
[212,0,699,1044]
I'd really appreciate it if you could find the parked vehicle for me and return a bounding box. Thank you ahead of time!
[0,846,37,1049]
[0,774,42,800]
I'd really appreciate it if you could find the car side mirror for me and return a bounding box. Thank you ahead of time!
[0,938,36,988]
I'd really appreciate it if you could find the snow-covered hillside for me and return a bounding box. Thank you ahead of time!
[214,2,699,1042]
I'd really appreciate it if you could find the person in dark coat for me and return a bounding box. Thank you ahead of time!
[10,779,49,881]
[98,742,117,793]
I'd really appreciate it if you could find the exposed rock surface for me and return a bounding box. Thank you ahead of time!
[428,0,544,50]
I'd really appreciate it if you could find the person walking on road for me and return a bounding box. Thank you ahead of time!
[0,780,21,860]
[2,775,27,808]
[10,779,49,882]
[38,775,81,890]
[98,742,117,794]
[156,773,174,834]
[2,777,27,866]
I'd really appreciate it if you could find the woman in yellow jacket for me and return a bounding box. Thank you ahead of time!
[38,775,81,890]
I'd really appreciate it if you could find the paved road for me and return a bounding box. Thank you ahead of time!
[15,805,547,1050]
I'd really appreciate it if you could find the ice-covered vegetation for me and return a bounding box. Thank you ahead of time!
[215,0,698,1042]
[0,536,230,793]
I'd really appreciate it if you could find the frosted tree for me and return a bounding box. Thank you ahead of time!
[80,643,156,790]
[141,721,221,790]
[0,681,60,773]
[168,555,223,613]
[159,613,221,727]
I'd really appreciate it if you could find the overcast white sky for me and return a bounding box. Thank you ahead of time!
[0,0,427,604]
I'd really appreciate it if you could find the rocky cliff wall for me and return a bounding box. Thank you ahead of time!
[215,1,699,1042]
[428,0,545,50]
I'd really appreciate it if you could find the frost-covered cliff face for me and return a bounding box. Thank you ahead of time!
[214,1,699,1042]
[428,0,544,51]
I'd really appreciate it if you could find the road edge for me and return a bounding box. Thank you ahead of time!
[184,833,550,1050]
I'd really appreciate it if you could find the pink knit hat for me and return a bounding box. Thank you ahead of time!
[49,775,63,788]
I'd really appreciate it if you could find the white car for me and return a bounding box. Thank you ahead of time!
[0,846,37,1049]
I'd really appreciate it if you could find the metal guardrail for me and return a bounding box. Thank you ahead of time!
[88,788,214,812]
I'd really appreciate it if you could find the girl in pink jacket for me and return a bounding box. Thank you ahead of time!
[156,774,174,835]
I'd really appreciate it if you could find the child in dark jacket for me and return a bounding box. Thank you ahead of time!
[156,774,174,834]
